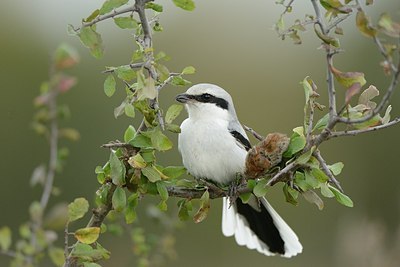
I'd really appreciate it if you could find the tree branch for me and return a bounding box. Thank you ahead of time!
[329,117,400,138]
[313,150,343,192]
[81,5,138,29]
[167,184,251,199]
[266,161,297,186]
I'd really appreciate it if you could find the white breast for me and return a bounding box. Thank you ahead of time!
[178,117,247,184]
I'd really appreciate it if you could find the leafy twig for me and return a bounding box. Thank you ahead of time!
[82,5,138,29]
[313,149,343,192]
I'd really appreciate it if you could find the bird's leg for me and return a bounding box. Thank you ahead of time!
[228,173,244,207]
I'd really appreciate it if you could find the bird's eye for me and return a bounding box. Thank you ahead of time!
[201,93,212,101]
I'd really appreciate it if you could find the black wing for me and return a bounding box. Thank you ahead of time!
[230,130,251,151]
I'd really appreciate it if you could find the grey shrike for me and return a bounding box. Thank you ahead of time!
[176,83,302,257]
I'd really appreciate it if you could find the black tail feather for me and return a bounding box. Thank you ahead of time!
[235,198,285,254]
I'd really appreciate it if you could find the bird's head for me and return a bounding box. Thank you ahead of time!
[176,83,238,120]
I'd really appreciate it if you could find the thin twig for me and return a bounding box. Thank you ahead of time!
[242,125,264,141]
[329,117,400,138]
[40,90,59,209]
[266,161,297,186]
[64,223,70,267]
[326,13,352,33]
[101,141,134,149]
[167,184,251,199]
[102,62,146,74]
[311,0,327,34]
[313,150,343,192]
[81,5,138,29]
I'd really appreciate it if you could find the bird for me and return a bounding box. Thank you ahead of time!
[176,83,302,257]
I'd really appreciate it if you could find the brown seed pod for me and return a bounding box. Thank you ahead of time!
[244,133,290,179]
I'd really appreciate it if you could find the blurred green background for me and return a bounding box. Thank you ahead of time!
[1,0,400,266]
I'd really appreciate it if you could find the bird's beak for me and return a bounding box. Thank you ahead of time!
[176,93,192,103]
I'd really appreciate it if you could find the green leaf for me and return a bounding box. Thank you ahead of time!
[302,190,324,210]
[381,105,392,124]
[140,149,156,163]
[239,192,252,204]
[356,10,377,38]
[283,184,298,205]
[78,26,104,59]
[353,114,381,129]
[328,162,344,176]
[329,185,354,207]
[129,134,152,148]
[150,129,173,151]
[124,103,135,118]
[114,16,138,29]
[116,65,136,81]
[0,227,11,251]
[170,76,192,86]
[253,178,268,198]
[48,247,65,267]
[301,76,313,104]
[145,2,163,12]
[294,171,312,191]
[178,199,192,221]
[172,0,195,11]
[137,76,157,100]
[157,200,168,211]
[283,134,306,158]
[295,146,315,165]
[182,66,196,75]
[68,198,89,222]
[378,13,400,38]
[128,154,146,169]
[142,166,161,182]
[104,75,116,97]
[162,166,186,179]
[193,190,210,223]
[109,152,126,186]
[114,99,127,119]
[311,168,329,183]
[156,181,169,201]
[165,104,183,124]
[99,0,129,15]
[112,187,126,212]
[275,15,285,32]
[125,193,139,224]
[59,128,80,141]
[166,123,181,133]
[304,169,320,188]
[155,63,170,82]
[314,25,340,47]
[71,243,110,262]
[313,113,329,131]
[320,183,335,198]
[124,125,136,142]
[84,9,100,23]
[331,66,366,89]
[83,263,102,267]
[74,227,101,244]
